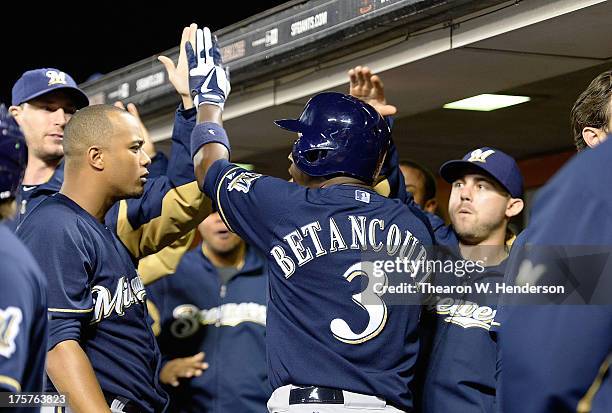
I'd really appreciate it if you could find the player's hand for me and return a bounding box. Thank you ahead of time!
[185,25,231,110]
[158,24,195,109]
[349,65,397,117]
[160,352,209,387]
[114,101,156,158]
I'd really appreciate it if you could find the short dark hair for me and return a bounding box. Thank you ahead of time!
[400,160,437,201]
[63,104,125,157]
[570,70,612,151]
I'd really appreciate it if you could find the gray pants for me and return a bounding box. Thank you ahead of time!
[267,385,407,413]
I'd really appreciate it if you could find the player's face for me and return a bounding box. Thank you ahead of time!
[10,90,77,163]
[400,165,426,207]
[105,113,151,198]
[448,173,511,244]
[198,212,243,255]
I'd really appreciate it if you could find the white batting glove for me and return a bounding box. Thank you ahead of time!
[185,27,231,110]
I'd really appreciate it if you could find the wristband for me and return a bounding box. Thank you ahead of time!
[190,122,231,160]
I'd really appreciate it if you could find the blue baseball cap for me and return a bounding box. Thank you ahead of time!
[439,147,523,198]
[11,68,89,109]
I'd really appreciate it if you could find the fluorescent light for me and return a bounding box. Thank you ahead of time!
[443,94,531,111]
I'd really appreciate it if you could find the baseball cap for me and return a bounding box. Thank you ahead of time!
[439,147,523,198]
[11,68,89,109]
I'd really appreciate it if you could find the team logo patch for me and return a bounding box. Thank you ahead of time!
[227,171,262,193]
[91,276,147,323]
[432,298,499,330]
[0,306,23,358]
[170,303,267,338]
[515,259,546,286]
[467,148,495,163]
[355,190,370,203]
[46,70,67,86]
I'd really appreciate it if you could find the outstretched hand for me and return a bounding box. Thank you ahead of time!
[349,65,397,117]
[158,24,196,109]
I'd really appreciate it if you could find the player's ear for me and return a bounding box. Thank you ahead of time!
[424,198,438,214]
[582,126,605,148]
[8,105,23,126]
[505,197,524,219]
[87,146,105,170]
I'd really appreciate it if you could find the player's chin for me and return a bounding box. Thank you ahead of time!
[124,184,146,199]
[41,145,64,162]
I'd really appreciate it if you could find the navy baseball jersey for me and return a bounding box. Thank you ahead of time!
[0,223,47,407]
[501,138,612,412]
[202,158,434,410]
[17,194,168,413]
[146,244,270,413]
[419,256,505,413]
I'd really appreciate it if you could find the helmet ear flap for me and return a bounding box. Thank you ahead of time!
[303,148,332,164]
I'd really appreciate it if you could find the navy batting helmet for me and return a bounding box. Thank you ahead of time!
[275,92,391,185]
[0,104,27,200]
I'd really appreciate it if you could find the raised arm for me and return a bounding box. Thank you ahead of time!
[184,25,231,189]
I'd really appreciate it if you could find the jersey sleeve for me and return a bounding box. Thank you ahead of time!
[0,257,42,392]
[18,216,96,349]
[137,231,197,285]
[202,159,304,251]
[106,106,211,259]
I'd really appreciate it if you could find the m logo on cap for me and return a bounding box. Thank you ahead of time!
[46,70,67,86]
[468,149,495,163]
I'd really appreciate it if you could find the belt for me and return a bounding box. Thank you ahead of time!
[288,386,405,411]
[104,393,142,413]
[289,386,344,405]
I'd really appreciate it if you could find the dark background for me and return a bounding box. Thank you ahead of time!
[2,2,289,105]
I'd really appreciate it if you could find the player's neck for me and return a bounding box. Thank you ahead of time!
[61,170,115,222]
[459,228,508,266]
[202,242,246,269]
[22,154,60,185]
[319,176,370,188]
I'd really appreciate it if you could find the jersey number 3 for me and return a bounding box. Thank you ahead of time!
[330,262,388,344]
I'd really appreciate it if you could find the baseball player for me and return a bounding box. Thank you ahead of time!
[186,25,433,412]
[399,160,438,214]
[345,66,527,412]
[417,148,524,413]
[497,68,612,413]
[18,104,173,413]
[0,105,48,411]
[146,211,270,412]
[500,136,612,412]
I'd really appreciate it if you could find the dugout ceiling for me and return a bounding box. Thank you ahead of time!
[90,0,612,178]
